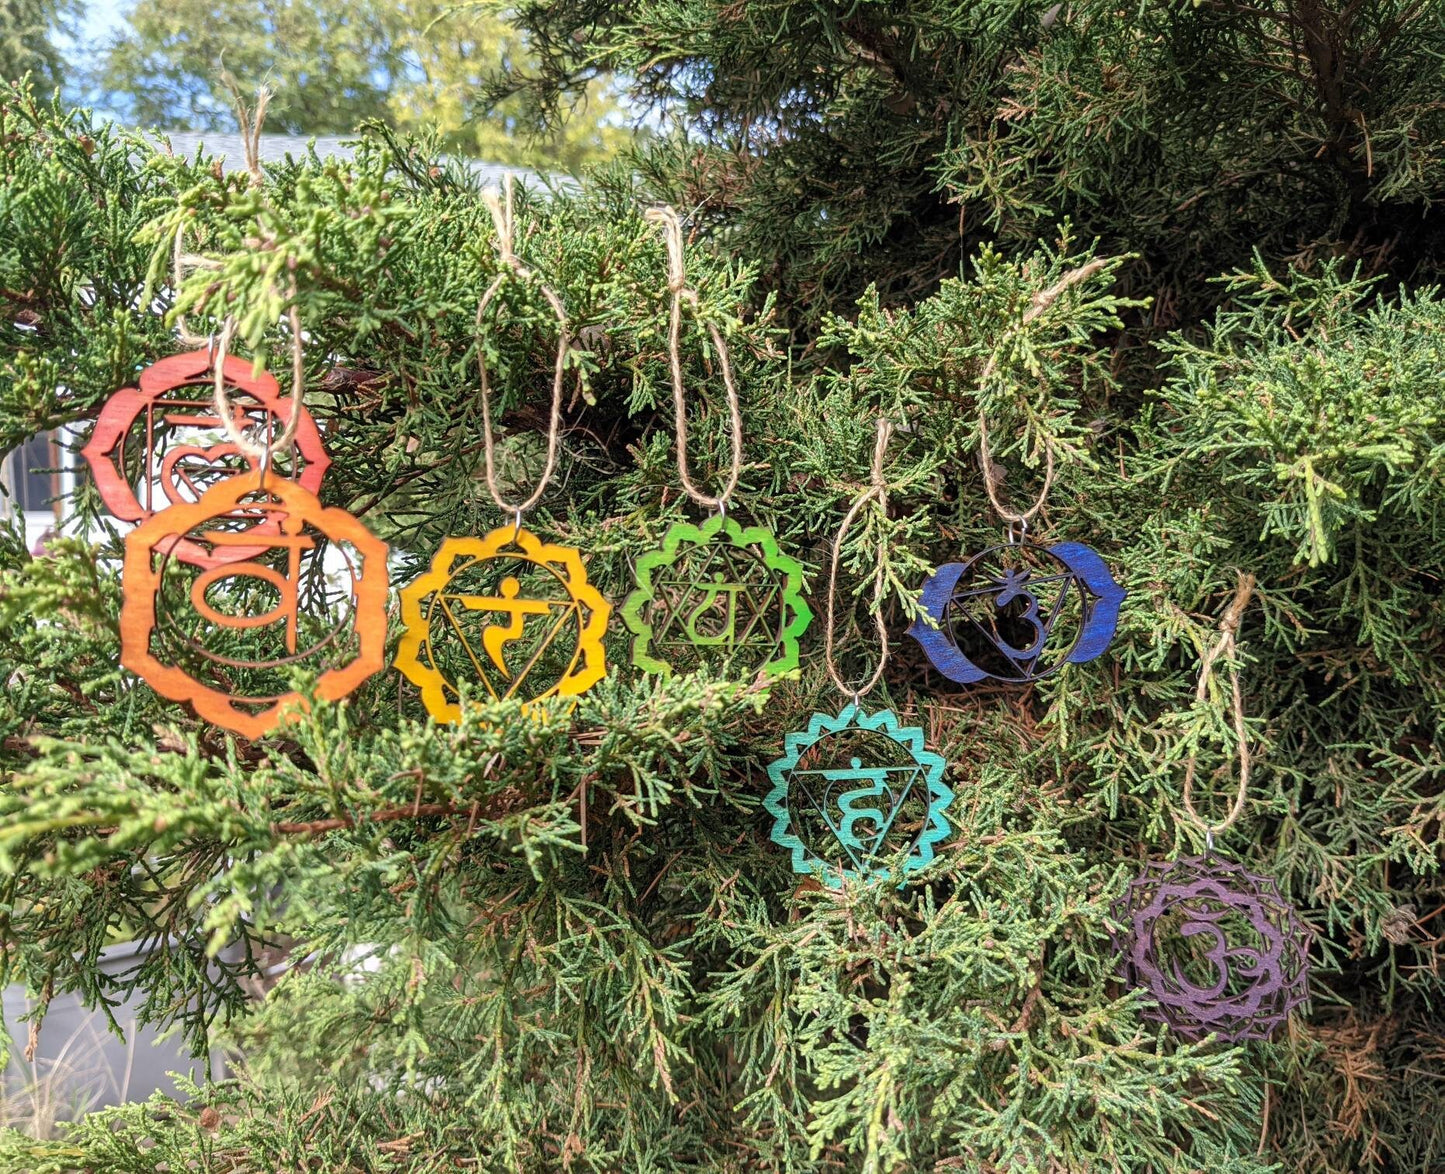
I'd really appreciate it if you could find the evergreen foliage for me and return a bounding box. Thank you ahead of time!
[98,0,634,167]
[2,0,1445,1163]
[0,0,71,95]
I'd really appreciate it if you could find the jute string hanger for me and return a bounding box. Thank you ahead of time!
[476,173,569,527]
[823,418,893,704]
[644,206,744,515]
[975,259,1107,536]
[173,84,307,475]
[1180,571,1257,852]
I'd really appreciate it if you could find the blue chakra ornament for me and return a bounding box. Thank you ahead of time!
[908,541,1125,685]
[764,705,953,888]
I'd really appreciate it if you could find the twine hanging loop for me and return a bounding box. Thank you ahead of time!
[974,259,1107,526]
[1181,571,1257,846]
[644,206,744,513]
[193,84,307,466]
[823,418,893,702]
[211,297,307,463]
[475,174,570,518]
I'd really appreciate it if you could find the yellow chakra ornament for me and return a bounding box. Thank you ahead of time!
[396,527,609,719]
[396,177,608,721]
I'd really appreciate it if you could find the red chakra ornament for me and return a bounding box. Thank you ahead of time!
[83,349,330,567]
[120,470,389,739]
[1110,854,1312,1043]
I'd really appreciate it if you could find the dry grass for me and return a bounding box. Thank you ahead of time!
[1,1018,135,1139]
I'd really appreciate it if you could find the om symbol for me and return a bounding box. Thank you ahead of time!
[908,541,1126,684]
[1110,855,1312,1043]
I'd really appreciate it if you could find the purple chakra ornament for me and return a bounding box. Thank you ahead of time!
[907,541,1124,685]
[1110,854,1311,1043]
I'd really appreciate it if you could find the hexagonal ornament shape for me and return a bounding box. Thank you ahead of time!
[120,470,388,739]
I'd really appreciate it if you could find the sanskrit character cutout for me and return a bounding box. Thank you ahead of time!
[83,349,330,568]
[120,470,388,739]
[908,541,1125,684]
[1110,854,1312,1042]
[765,705,953,888]
[621,515,813,680]
[395,528,610,721]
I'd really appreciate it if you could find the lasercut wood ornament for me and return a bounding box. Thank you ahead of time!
[1111,574,1311,1042]
[622,513,812,679]
[1110,853,1311,1042]
[764,420,953,887]
[82,349,329,568]
[908,371,1125,683]
[908,540,1125,684]
[396,528,609,719]
[621,207,812,678]
[121,470,389,739]
[394,177,610,721]
[766,703,952,888]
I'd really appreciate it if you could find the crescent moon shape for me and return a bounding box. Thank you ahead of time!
[906,561,988,684]
[1048,541,1126,665]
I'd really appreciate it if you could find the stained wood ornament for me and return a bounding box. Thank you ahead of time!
[395,527,610,721]
[394,179,606,724]
[765,703,953,889]
[908,540,1125,684]
[82,349,330,568]
[121,470,388,739]
[1110,853,1311,1042]
[621,514,813,679]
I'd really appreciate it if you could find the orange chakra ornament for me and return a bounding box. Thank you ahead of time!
[119,315,390,739]
[395,179,609,720]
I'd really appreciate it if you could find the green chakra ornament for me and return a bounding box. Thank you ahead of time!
[765,704,953,888]
[621,514,813,679]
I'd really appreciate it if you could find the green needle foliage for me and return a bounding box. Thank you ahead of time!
[1,0,1445,1164]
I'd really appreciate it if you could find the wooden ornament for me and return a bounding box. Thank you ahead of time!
[907,541,1125,684]
[83,349,330,568]
[765,703,953,889]
[120,470,388,739]
[395,527,610,721]
[620,515,812,680]
[1111,853,1312,1042]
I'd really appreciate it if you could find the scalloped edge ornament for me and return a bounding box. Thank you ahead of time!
[620,514,813,679]
[764,704,953,888]
[394,526,611,722]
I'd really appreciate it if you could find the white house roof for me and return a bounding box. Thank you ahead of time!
[145,131,530,185]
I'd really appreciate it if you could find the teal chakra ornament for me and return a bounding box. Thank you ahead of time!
[767,418,952,887]
[765,704,953,888]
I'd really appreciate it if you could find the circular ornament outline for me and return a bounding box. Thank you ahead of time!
[82,349,330,568]
[1109,853,1313,1043]
[907,540,1126,685]
[764,703,953,889]
[394,527,611,721]
[620,514,813,680]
